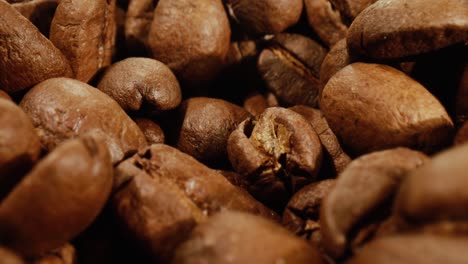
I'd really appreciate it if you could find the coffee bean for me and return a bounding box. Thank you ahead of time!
[0,90,12,101]
[320,39,353,88]
[347,0,468,59]
[171,97,250,167]
[0,136,113,256]
[124,0,156,56]
[320,62,454,155]
[227,107,322,209]
[282,179,335,250]
[394,143,468,231]
[225,0,303,35]
[172,211,326,264]
[347,234,468,264]
[0,0,72,94]
[50,0,116,82]
[12,0,60,38]
[134,118,165,145]
[97,57,182,113]
[290,105,351,176]
[304,0,376,47]
[1,0,468,262]
[320,148,428,258]
[215,170,249,190]
[20,78,147,164]
[455,121,468,145]
[147,0,230,88]
[0,247,24,264]
[258,33,327,107]
[32,244,76,264]
[243,91,279,117]
[113,144,278,261]
[0,99,41,200]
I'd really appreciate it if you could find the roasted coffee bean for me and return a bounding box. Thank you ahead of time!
[97,57,182,113]
[20,77,147,164]
[148,0,230,88]
[0,99,41,200]
[113,144,277,261]
[172,97,250,166]
[227,107,322,209]
[50,0,116,83]
[0,136,113,257]
[125,0,156,55]
[243,91,279,116]
[394,143,468,231]
[454,121,468,145]
[12,0,60,38]
[1,0,468,262]
[0,247,24,264]
[134,118,165,145]
[258,33,327,107]
[304,0,376,47]
[0,90,12,101]
[282,179,335,250]
[225,0,303,35]
[320,148,428,258]
[173,211,326,264]
[347,0,468,59]
[347,234,468,264]
[0,0,72,94]
[320,39,353,88]
[290,105,351,176]
[216,170,249,190]
[320,63,454,155]
[225,40,261,66]
[32,244,76,264]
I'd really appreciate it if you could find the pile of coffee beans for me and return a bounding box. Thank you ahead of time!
[0,0,467,263]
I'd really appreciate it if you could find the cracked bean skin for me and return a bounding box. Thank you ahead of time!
[320,62,454,155]
[20,77,147,164]
[282,179,336,251]
[227,107,322,210]
[97,57,182,114]
[0,0,72,94]
[113,144,278,261]
[50,0,116,82]
[347,0,468,59]
[0,136,113,257]
[290,105,351,177]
